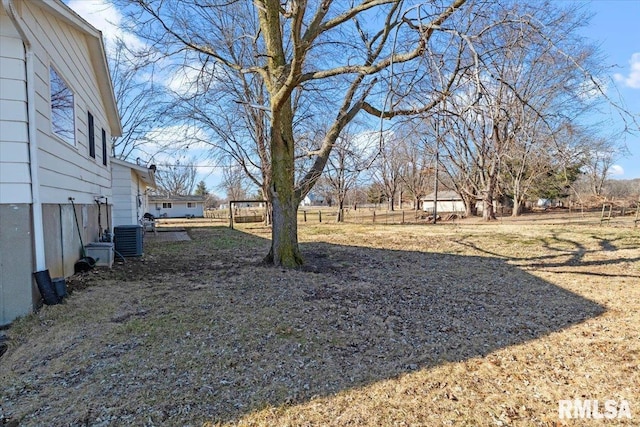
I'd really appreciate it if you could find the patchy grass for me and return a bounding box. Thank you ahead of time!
[1,220,639,426]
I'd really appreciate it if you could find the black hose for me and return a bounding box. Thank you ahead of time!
[69,198,87,258]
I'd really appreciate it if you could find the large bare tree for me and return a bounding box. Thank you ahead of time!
[434,1,617,220]
[123,0,470,266]
[108,38,176,161]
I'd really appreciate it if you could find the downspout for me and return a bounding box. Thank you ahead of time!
[3,0,47,272]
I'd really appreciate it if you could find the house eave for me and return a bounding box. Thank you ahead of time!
[111,158,156,189]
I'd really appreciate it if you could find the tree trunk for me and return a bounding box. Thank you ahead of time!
[482,177,497,221]
[463,194,476,217]
[336,197,345,222]
[482,195,495,220]
[264,101,302,266]
[512,196,522,217]
[266,116,302,267]
[267,194,302,267]
[264,201,273,225]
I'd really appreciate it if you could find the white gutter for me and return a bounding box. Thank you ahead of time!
[3,0,47,271]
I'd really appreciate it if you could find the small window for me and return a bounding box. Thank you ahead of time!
[101,128,108,166]
[162,202,172,209]
[187,202,196,208]
[88,112,95,158]
[49,66,75,144]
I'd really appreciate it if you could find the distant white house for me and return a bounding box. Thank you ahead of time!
[422,190,488,215]
[150,195,206,218]
[1,0,121,325]
[300,192,325,207]
[111,158,157,226]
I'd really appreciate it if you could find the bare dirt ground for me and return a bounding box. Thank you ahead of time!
[1,216,638,426]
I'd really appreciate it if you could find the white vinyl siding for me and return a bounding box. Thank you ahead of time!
[152,200,204,218]
[111,160,154,227]
[0,9,31,204]
[111,164,138,226]
[18,1,113,204]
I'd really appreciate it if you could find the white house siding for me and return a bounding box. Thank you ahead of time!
[134,178,151,222]
[0,8,31,204]
[423,200,466,214]
[0,6,34,325]
[153,201,205,218]
[21,1,113,205]
[111,165,136,226]
[110,159,155,227]
[0,0,121,325]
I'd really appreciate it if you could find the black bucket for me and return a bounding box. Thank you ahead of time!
[74,256,96,274]
[53,277,67,299]
[33,270,60,305]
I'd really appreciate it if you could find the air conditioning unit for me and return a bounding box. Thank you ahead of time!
[114,225,143,257]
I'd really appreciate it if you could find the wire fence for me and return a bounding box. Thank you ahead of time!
[194,203,640,228]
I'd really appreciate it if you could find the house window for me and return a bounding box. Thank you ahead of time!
[49,66,75,145]
[162,202,172,209]
[88,112,95,158]
[101,128,107,166]
[187,202,196,208]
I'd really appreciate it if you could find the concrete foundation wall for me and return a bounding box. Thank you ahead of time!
[0,204,35,326]
[0,202,103,325]
[42,203,101,278]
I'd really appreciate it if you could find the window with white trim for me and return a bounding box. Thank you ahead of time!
[187,202,196,208]
[49,66,75,145]
[162,202,172,209]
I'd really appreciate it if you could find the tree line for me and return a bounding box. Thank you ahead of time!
[107,0,637,266]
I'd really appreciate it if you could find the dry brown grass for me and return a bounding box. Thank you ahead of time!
[1,217,638,426]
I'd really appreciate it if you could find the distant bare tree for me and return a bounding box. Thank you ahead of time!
[580,137,623,197]
[324,130,375,221]
[371,137,405,212]
[154,159,198,196]
[604,178,640,200]
[395,126,432,211]
[218,164,251,201]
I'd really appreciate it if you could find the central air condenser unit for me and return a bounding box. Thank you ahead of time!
[114,225,143,257]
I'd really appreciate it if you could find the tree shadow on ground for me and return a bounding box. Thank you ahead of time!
[2,227,607,425]
[452,232,640,274]
[189,229,606,423]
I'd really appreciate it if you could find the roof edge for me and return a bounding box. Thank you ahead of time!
[111,158,156,188]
